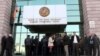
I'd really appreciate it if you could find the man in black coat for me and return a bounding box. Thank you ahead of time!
[6,34,14,56]
[0,35,7,56]
[30,36,35,56]
[63,32,70,56]
[34,36,39,56]
[55,34,62,56]
[71,32,80,56]
[41,36,48,56]
[25,35,31,56]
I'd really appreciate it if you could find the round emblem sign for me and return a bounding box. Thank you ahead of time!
[39,7,50,17]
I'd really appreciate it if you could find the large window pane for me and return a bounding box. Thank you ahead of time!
[29,0,46,5]
[65,25,80,35]
[67,11,80,16]
[66,0,79,4]
[21,33,27,46]
[67,5,79,10]
[16,26,21,32]
[16,0,31,1]
[47,0,64,4]
[17,1,28,6]
[15,33,21,53]
[21,26,27,32]
[20,33,27,54]
[67,16,80,22]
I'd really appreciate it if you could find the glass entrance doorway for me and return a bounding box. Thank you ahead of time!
[15,31,45,55]
[14,24,81,56]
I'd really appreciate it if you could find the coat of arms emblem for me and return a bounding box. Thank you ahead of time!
[39,7,50,17]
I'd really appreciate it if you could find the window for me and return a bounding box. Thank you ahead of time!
[67,5,79,10]
[15,0,82,54]
[16,26,21,32]
[20,33,27,54]
[16,1,28,6]
[67,16,80,22]
[15,33,21,53]
[65,25,80,35]
[67,11,80,16]
[29,0,46,5]
[47,0,64,4]
[66,0,79,4]
[21,26,27,32]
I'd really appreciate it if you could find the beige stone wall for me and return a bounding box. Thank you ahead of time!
[82,0,100,38]
[0,0,12,52]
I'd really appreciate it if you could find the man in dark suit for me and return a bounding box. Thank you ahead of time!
[55,34,62,56]
[63,32,70,56]
[0,35,7,56]
[71,32,80,56]
[6,34,14,56]
[25,35,31,56]
[34,36,39,56]
[30,36,35,56]
[41,36,48,56]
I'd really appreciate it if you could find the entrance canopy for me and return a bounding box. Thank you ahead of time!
[22,5,67,33]
[25,25,66,33]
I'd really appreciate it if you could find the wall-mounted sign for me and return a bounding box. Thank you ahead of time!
[22,5,67,25]
[89,21,95,28]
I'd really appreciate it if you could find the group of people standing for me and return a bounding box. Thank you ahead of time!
[0,32,99,56]
[24,32,100,56]
[24,35,39,56]
[0,34,14,56]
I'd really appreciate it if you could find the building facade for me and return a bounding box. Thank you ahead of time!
[82,0,100,36]
[0,0,12,52]
[14,0,81,54]
[0,0,100,55]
